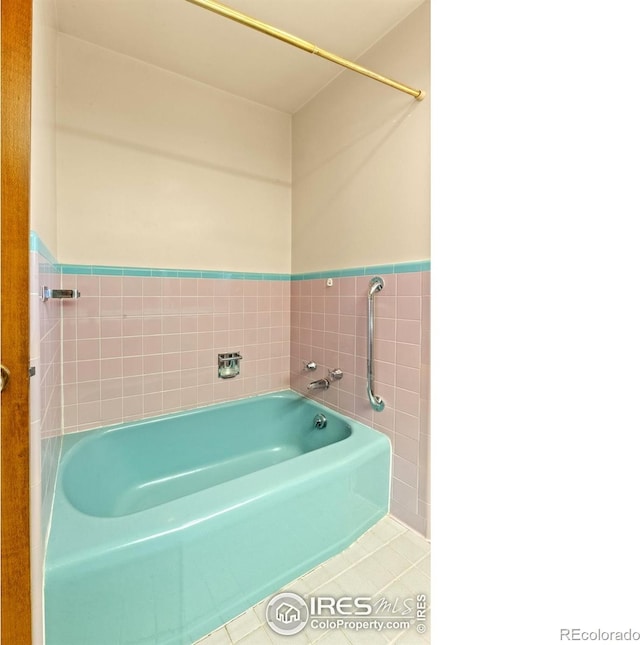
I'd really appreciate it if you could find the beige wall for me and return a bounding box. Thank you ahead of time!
[31,0,58,254]
[56,35,292,273]
[291,2,429,273]
[56,0,428,277]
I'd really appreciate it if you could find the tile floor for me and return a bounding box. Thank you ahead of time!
[194,515,430,645]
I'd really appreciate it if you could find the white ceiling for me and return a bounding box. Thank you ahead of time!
[55,0,425,113]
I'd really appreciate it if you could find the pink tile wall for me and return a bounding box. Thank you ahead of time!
[30,250,64,549]
[61,275,290,433]
[39,259,63,440]
[290,271,430,537]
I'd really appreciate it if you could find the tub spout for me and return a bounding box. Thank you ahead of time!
[307,378,330,391]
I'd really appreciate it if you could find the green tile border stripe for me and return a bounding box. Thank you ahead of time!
[31,233,429,280]
[57,264,291,280]
[59,260,430,280]
[291,260,430,281]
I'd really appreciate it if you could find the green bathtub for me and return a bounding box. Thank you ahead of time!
[45,390,390,644]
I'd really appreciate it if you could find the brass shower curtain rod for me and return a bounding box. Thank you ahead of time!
[185,0,426,101]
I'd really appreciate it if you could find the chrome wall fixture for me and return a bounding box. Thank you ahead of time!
[218,352,243,378]
[40,286,81,302]
[307,368,343,391]
[308,378,330,391]
[367,277,385,411]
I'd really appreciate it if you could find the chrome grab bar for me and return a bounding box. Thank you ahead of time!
[367,276,385,411]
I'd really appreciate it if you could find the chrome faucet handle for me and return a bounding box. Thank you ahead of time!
[328,368,343,381]
[304,361,317,371]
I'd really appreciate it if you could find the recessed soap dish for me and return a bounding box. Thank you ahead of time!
[218,352,243,379]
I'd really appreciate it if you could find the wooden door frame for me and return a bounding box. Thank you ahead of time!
[1,0,33,642]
